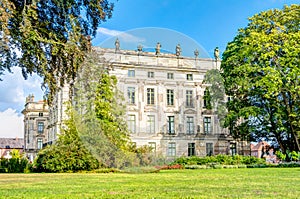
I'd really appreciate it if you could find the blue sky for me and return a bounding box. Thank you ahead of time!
[0,0,298,137]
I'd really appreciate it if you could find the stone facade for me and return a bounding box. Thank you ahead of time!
[42,46,252,158]
[96,47,233,158]
[22,95,49,161]
[47,84,70,145]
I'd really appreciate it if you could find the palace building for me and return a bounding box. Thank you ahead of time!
[22,95,49,161]
[24,41,249,158]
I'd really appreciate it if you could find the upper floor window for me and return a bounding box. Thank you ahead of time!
[167,89,174,106]
[37,122,44,134]
[186,74,193,80]
[203,89,212,109]
[128,115,136,133]
[147,115,155,134]
[167,73,174,79]
[147,88,155,105]
[186,116,194,134]
[39,112,43,117]
[128,70,135,77]
[127,87,135,104]
[167,116,175,135]
[204,117,212,134]
[186,90,193,107]
[148,71,154,78]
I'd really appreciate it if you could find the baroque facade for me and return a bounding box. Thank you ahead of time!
[22,95,49,161]
[96,46,233,157]
[25,43,250,158]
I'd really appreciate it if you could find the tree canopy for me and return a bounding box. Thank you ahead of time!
[221,4,300,152]
[0,0,113,102]
[34,106,99,172]
[73,50,137,168]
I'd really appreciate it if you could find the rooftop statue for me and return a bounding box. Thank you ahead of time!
[214,47,220,60]
[175,44,181,57]
[115,38,120,51]
[194,49,199,58]
[137,44,143,52]
[155,42,161,55]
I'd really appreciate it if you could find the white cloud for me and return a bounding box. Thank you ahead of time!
[97,27,145,43]
[0,108,23,138]
[0,67,43,112]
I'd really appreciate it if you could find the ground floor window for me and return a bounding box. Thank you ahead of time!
[230,142,237,156]
[188,143,195,156]
[168,142,176,156]
[128,115,136,133]
[149,142,156,153]
[37,138,43,150]
[206,143,213,156]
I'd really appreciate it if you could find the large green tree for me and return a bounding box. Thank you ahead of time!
[34,106,99,172]
[74,50,137,168]
[0,0,113,101]
[222,5,300,153]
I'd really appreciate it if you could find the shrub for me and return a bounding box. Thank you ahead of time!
[122,167,160,173]
[237,165,247,168]
[213,165,223,169]
[185,165,208,169]
[155,164,184,170]
[241,156,265,165]
[172,155,266,167]
[92,168,121,173]
[223,165,238,169]
[277,162,300,168]
[290,151,300,161]
[275,151,286,161]
[0,158,29,173]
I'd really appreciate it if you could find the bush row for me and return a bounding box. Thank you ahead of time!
[184,162,300,169]
[0,158,30,173]
[172,155,266,166]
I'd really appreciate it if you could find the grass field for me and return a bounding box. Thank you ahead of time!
[0,168,299,198]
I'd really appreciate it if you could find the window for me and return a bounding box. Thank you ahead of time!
[128,115,136,133]
[39,112,43,117]
[148,71,154,78]
[204,117,212,134]
[37,122,44,134]
[167,73,174,79]
[168,142,176,156]
[186,74,193,80]
[203,89,212,109]
[127,87,135,104]
[188,143,195,156]
[149,142,156,153]
[147,115,155,133]
[167,89,174,106]
[186,90,193,107]
[147,88,155,105]
[37,138,43,150]
[230,143,237,156]
[186,117,194,134]
[167,116,175,134]
[128,70,135,77]
[206,143,213,156]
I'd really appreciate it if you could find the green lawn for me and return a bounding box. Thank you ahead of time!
[0,168,299,198]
